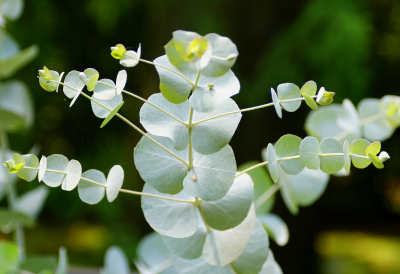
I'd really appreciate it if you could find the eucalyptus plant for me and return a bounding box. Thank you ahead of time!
[3,30,395,273]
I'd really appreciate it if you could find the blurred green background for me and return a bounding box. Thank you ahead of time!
[2,0,400,273]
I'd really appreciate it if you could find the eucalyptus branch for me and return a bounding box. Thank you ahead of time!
[235,160,269,178]
[187,71,202,169]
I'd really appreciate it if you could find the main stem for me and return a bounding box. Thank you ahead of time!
[0,129,25,262]
[188,70,201,169]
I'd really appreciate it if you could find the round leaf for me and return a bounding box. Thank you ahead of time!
[63,71,85,99]
[337,99,361,138]
[277,83,301,112]
[106,165,124,202]
[78,169,106,205]
[300,80,317,96]
[270,88,282,118]
[200,173,254,230]
[91,93,123,119]
[17,154,39,182]
[349,139,371,169]
[258,213,289,246]
[120,45,141,67]
[42,154,68,188]
[275,134,304,175]
[320,138,344,174]
[141,183,197,238]
[61,160,82,191]
[93,79,116,100]
[299,136,321,170]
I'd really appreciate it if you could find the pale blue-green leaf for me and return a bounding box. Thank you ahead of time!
[116,70,127,95]
[192,98,241,154]
[78,170,106,205]
[103,246,130,274]
[238,161,274,215]
[173,256,233,274]
[265,145,278,183]
[201,33,238,77]
[183,145,236,201]
[259,250,283,274]
[189,70,240,113]
[17,154,39,182]
[0,209,34,227]
[337,99,361,137]
[154,55,195,104]
[42,154,68,187]
[0,80,34,132]
[134,134,188,194]
[0,29,19,59]
[358,98,394,141]
[320,138,344,174]
[0,44,38,79]
[106,165,124,202]
[38,156,47,182]
[343,140,351,172]
[277,83,301,112]
[139,93,190,151]
[141,183,197,238]
[13,186,49,220]
[290,168,329,206]
[162,216,207,260]
[137,232,176,274]
[258,213,289,246]
[91,93,122,119]
[120,45,141,67]
[0,241,18,274]
[201,173,253,230]
[0,0,23,21]
[299,136,321,170]
[203,205,256,266]
[61,160,81,191]
[231,219,269,274]
[275,134,304,175]
[63,71,85,99]
[271,88,282,118]
[93,79,116,100]
[279,167,298,215]
[349,139,371,169]
[55,247,68,274]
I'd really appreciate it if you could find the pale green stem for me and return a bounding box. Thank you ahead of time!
[125,53,195,87]
[235,161,268,178]
[0,129,25,262]
[195,198,211,233]
[188,71,201,169]
[277,155,301,162]
[192,96,317,126]
[54,81,188,167]
[254,182,281,209]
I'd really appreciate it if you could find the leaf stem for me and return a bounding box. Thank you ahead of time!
[277,155,301,162]
[195,197,212,233]
[188,71,201,169]
[235,161,269,178]
[119,189,195,204]
[254,182,281,209]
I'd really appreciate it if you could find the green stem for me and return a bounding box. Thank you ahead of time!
[120,189,195,204]
[277,155,301,162]
[195,197,211,233]
[235,161,268,178]
[188,71,201,169]
[125,53,195,87]
[254,182,281,209]
[0,130,25,262]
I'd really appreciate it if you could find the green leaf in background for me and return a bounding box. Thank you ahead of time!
[305,105,342,140]
[61,160,82,191]
[13,186,49,220]
[230,219,270,274]
[102,246,130,274]
[105,165,124,202]
[77,169,106,205]
[93,79,116,101]
[20,255,57,273]
[238,161,275,215]
[134,134,188,194]
[343,140,351,172]
[141,183,197,238]
[42,154,68,188]
[349,139,371,168]
[337,99,361,137]
[270,88,282,118]
[275,134,304,175]
[299,136,321,170]
[201,33,238,77]
[290,168,329,206]
[0,208,34,227]
[91,93,123,119]
[203,205,256,266]
[258,213,289,246]
[265,144,279,183]
[183,145,236,201]
[0,241,19,274]
[200,173,254,230]
[55,247,68,274]
[0,80,33,133]
[320,138,344,174]
[0,44,38,79]
[162,220,207,260]
[277,83,302,112]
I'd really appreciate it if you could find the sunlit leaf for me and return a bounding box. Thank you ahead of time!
[78,170,106,205]
[299,136,321,170]
[258,213,289,246]
[100,101,124,128]
[303,94,318,110]
[368,153,384,169]
[343,140,351,172]
[91,93,123,119]
[106,165,124,202]
[116,70,127,95]
[320,138,344,174]
[0,0,23,21]
[61,160,82,191]
[300,80,317,96]
[93,79,117,100]
[275,134,304,175]
[0,44,38,79]
[16,154,38,182]
[141,183,197,238]
[277,83,301,112]
[120,44,141,67]
[349,139,371,169]
[366,141,381,156]
[42,154,68,188]
[0,241,19,274]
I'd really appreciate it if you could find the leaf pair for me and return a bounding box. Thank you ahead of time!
[111,44,141,68]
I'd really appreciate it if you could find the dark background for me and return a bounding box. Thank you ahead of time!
[3,0,400,273]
